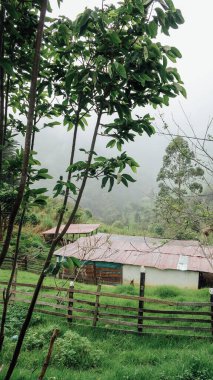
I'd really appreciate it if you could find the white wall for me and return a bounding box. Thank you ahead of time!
[123,264,141,284]
[123,265,199,289]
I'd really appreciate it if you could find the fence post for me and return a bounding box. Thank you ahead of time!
[93,284,101,327]
[138,267,145,334]
[209,288,213,336]
[24,255,28,271]
[11,264,18,303]
[68,281,74,323]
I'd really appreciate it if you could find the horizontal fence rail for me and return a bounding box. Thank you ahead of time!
[0,281,212,337]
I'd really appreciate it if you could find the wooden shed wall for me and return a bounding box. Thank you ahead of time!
[61,261,122,285]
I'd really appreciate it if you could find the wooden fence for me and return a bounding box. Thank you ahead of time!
[1,256,44,274]
[0,281,213,337]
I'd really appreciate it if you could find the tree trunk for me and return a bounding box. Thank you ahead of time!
[0,4,5,244]
[0,3,5,182]
[54,106,80,236]
[0,207,25,351]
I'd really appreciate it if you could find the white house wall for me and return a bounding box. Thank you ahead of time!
[123,264,141,284]
[122,265,199,288]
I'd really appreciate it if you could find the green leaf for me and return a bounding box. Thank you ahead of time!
[131,166,138,173]
[43,121,61,128]
[122,174,136,183]
[174,83,187,98]
[175,9,184,24]
[164,0,176,11]
[53,182,63,198]
[134,0,144,13]
[117,141,122,151]
[65,70,75,92]
[32,197,47,206]
[47,0,52,12]
[76,9,92,35]
[108,31,121,45]
[71,257,81,268]
[148,20,158,38]
[114,62,127,79]
[33,188,48,195]
[155,7,166,25]
[101,176,109,189]
[166,52,176,63]
[121,177,128,187]
[106,139,116,148]
[66,181,77,195]
[63,258,74,271]
[108,64,113,79]
[108,177,114,192]
[144,46,149,61]
[170,46,182,58]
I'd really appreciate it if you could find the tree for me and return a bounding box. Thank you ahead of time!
[155,136,207,238]
[1,0,185,377]
[158,108,213,177]
[0,0,51,357]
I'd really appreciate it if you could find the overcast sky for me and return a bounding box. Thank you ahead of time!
[35,0,213,206]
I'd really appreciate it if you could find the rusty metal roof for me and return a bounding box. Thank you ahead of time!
[42,224,100,236]
[54,233,213,273]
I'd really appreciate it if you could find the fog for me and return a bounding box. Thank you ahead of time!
[34,0,213,216]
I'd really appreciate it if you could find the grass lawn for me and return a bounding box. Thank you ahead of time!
[0,270,213,379]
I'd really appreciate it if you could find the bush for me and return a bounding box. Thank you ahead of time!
[177,364,212,380]
[112,220,124,229]
[153,224,164,236]
[114,285,138,296]
[54,330,102,369]
[27,213,40,226]
[24,325,58,351]
[6,304,41,337]
[154,286,180,299]
[177,369,211,380]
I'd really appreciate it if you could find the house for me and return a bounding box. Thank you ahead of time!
[54,233,213,289]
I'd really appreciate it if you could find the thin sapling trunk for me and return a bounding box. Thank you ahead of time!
[4,110,102,379]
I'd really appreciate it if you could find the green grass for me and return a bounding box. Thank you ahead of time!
[0,270,213,379]
[1,319,213,380]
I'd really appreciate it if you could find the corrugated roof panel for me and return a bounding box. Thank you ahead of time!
[42,224,100,235]
[154,253,179,270]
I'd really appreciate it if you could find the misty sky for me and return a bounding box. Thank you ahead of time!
[35,0,213,209]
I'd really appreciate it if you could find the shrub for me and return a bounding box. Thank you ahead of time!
[53,330,102,369]
[177,367,212,380]
[112,220,124,229]
[27,213,40,226]
[177,357,213,380]
[153,224,164,236]
[6,304,41,337]
[114,285,138,296]
[154,286,180,299]
[24,325,58,351]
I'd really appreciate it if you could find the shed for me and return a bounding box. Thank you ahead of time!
[42,224,100,243]
[54,233,213,288]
